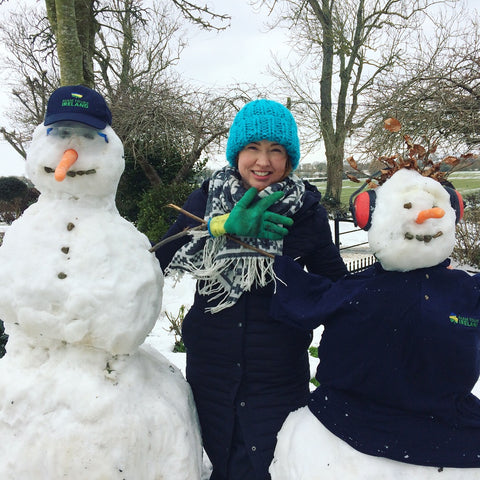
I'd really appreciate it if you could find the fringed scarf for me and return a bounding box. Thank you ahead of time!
[166,166,306,313]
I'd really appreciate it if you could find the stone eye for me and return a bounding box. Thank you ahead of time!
[404,202,412,209]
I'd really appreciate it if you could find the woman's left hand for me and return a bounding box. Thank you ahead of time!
[208,187,294,240]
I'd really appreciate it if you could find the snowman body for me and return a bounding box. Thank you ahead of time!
[0,121,202,479]
[270,406,480,480]
[0,332,202,479]
[270,169,480,479]
[0,196,163,353]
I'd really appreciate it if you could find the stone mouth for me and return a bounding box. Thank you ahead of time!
[44,167,96,177]
[404,231,443,243]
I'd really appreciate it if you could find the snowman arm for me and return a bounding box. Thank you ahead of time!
[301,204,348,280]
[149,224,207,253]
[271,255,344,331]
[153,187,208,270]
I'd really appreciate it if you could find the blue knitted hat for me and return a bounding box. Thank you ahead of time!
[226,99,301,170]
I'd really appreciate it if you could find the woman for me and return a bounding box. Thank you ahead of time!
[155,99,347,480]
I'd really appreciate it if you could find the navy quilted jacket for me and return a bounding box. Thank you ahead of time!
[271,255,480,468]
[155,180,347,479]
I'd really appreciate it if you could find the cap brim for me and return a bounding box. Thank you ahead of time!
[44,113,107,130]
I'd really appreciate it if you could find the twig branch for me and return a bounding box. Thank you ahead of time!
[167,203,206,224]
[148,224,207,252]
[162,203,274,259]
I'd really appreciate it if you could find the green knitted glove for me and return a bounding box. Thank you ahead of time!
[208,187,294,240]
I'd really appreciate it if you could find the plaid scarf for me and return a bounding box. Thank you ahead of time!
[166,166,306,313]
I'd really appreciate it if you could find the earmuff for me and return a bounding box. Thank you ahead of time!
[444,186,464,224]
[350,190,376,230]
[350,185,464,231]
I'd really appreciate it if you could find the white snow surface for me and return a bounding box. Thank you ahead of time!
[0,330,202,479]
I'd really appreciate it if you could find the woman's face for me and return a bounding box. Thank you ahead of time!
[237,140,289,190]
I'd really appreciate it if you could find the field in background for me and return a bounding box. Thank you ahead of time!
[313,171,480,206]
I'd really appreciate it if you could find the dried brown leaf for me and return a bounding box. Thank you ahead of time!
[403,135,414,148]
[346,156,358,170]
[346,173,361,183]
[442,156,459,166]
[422,166,437,177]
[411,144,426,157]
[379,155,398,167]
[384,117,401,132]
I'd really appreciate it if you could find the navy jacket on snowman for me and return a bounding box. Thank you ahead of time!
[271,255,480,468]
[156,179,347,479]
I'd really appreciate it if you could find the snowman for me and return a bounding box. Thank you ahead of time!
[268,167,480,479]
[0,85,202,479]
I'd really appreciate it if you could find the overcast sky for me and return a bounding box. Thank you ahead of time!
[0,1,292,177]
[0,0,477,177]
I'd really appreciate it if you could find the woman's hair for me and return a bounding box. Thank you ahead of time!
[226,99,301,170]
[281,159,293,181]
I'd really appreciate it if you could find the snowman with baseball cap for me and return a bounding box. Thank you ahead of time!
[0,85,202,479]
[268,152,480,478]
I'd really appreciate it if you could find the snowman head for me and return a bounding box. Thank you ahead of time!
[354,168,462,271]
[26,86,124,198]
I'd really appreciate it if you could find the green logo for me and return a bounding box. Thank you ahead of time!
[450,313,479,328]
[61,94,89,109]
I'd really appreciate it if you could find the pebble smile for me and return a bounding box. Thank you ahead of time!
[404,231,443,243]
[44,166,97,177]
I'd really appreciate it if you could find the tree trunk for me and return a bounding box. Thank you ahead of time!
[316,0,344,205]
[45,0,96,87]
[74,0,97,87]
[324,142,345,205]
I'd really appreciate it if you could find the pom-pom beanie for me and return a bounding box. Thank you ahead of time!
[226,99,301,170]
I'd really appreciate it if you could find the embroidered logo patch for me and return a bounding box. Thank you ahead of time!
[450,313,480,328]
[61,93,89,109]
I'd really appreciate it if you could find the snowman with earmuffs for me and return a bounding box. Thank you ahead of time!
[0,85,202,479]
[268,128,480,479]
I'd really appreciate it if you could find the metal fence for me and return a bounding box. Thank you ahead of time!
[332,215,376,273]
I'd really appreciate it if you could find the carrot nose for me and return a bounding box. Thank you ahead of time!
[55,149,78,182]
[415,207,445,224]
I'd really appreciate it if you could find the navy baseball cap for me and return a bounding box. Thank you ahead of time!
[44,85,112,129]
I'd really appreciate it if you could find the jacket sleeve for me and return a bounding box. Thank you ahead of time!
[293,202,348,281]
[270,255,336,331]
[153,185,208,271]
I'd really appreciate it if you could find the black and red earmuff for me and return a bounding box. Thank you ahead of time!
[444,186,464,224]
[350,185,464,231]
[350,190,376,230]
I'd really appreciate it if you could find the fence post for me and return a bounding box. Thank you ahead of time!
[334,214,340,248]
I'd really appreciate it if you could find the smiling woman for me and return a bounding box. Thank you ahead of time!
[155,98,348,480]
